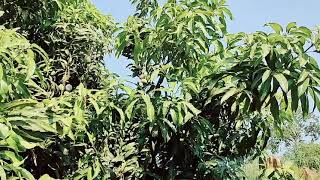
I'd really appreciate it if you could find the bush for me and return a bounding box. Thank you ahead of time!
[287,143,320,170]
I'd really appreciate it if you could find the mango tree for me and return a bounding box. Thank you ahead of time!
[0,0,320,179]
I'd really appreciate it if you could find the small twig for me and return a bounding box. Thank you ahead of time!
[304,44,314,53]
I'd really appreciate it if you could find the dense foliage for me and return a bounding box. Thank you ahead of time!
[0,0,114,91]
[0,0,320,179]
[287,143,320,170]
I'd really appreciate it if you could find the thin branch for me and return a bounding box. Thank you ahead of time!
[304,44,314,53]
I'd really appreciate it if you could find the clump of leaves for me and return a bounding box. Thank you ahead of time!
[0,26,50,101]
[0,0,115,91]
[268,111,320,154]
[1,0,320,179]
[0,23,84,179]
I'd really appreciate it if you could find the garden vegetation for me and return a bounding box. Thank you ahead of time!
[0,0,320,179]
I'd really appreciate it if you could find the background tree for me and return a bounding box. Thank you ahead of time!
[287,143,320,171]
[268,111,320,154]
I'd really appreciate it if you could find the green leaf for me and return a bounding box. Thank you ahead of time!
[39,174,55,180]
[0,150,22,164]
[184,102,201,115]
[300,94,309,118]
[221,88,239,103]
[260,79,271,101]
[176,23,184,37]
[125,99,138,120]
[2,99,37,110]
[265,23,283,34]
[17,135,38,150]
[111,104,125,127]
[184,80,200,93]
[298,78,310,97]
[163,118,176,132]
[297,70,309,84]
[231,101,237,112]
[187,18,194,33]
[313,88,320,112]
[0,166,6,180]
[88,98,101,115]
[196,38,208,52]
[92,161,101,179]
[19,168,35,180]
[0,63,3,80]
[26,49,36,80]
[142,94,155,122]
[310,88,320,112]
[184,111,194,123]
[76,84,86,99]
[261,69,271,84]
[221,7,233,20]
[270,97,279,120]
[87,167,92,180]
[291,87,299,112]
[261,44,271,58]
[196,22,208,37]
[150,69,160,82]
[286,22,296,33]
[162,101,171,117]
[170,109,177,125]
[273,73,288,92]
[235,120,243,130]
[299,26,312,37]
[299,55,307,67]
[209,87,229,98]
[177,103,184,125]
[311,74,320,85]
[0,123,9,139]
[250,43,258,59]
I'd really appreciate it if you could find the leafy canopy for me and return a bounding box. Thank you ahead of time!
[0,0,320,179]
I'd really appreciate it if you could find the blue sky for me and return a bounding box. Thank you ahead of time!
[91,0,320,79]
